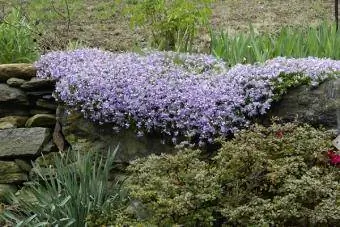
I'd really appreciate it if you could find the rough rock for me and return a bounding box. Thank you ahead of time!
[57,105,175,163]
[14,159,32,172]
[266,78,340,130]
[0,161,28,183]
[30,109,55,115]
[0,84,29,105]
[25,114,56,127]
[21,78,55,90]
[26,90,55,99]
[6,77,26,87]
[0,116,29,128]
[0,64,36,82]
[0,184,17,202]
[0,104,30,118]
[0,122,14,129]
[0,127,51,158]
[36,99,57,110]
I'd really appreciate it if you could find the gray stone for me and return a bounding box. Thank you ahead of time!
[57,105,175,163]
[0,64,36,82]
[30,109,55,115]
[0,84,29,105]
[36,99,57,110]
[6,77,26,87]
[0,184,17,202]
[0,104,30,118]
[25,114,56,127]
[266,78,340,130]
[14,159,32,172]
[0,122,14,129]
[21,78,55,90]
[0,127,51,158]
[0,116,29,128]
[0,161,28,183]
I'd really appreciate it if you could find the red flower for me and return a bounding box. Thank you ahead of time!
[327,150,340,166]
[275,130,284,139]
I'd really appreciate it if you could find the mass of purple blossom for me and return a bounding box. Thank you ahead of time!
[35,48,340,144]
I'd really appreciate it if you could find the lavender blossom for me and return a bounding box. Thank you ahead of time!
[35,49,340,144]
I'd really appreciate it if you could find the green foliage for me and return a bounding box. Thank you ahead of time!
[116,149,220,226]
[215,122,339,226]
[95,122,339,226]
[124,0,214,52]
[0,8,38,63]
[0,147,123,227]
[211,22,340,66]
[271,73,312,101]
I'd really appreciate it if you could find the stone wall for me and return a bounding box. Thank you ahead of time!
[0,63,339,201]
[0,63,57,201]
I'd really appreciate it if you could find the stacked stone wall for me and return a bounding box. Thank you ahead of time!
[0,63,57,200]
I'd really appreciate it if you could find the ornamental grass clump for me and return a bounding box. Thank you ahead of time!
[35,49,340,144]
[0,147,123,226]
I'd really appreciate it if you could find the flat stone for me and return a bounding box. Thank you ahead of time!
[6,77,26,87]
[0,127,51,158]
[0,84,29,105]
[25,114,56,127]
[26,90,55,99]
[0,116,29,127]
[30,109,55,115]
[0,122,15,129]
[14,159,32,172]
[0,104,30,118]
[0,184,17,202]
[0,161,28,184]
[36,99,57,110]
[0,64,36,82]
[0,173,28,184]
[21,78,55,90]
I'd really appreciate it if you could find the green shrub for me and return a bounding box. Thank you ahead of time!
[215,122,339,226]
[0,8,38,63]
[95,122,339,226]
[0,147,124,227]
[115,149,220,226]
[124,0,214,52]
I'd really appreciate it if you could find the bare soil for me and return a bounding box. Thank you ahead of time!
[1,0,336,52]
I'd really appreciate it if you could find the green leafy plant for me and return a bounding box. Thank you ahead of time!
[98,122,339,226]
[211,22,340,66]
[0,147,124,227]
[0,8,38,63]
[214,122,339,226]
[124,0,214,52]
[271,73,312,101]
[115,149,220,226]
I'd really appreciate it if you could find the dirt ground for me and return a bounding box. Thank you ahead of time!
[1,0,336,52]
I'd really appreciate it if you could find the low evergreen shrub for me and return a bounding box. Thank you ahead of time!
[94,122,339,226]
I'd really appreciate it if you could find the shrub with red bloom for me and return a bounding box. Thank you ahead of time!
[327,150,340,165]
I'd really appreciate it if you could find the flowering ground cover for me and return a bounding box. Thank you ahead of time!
[35,49,340,144]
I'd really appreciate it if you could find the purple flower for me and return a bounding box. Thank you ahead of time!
[35,49,340,144]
